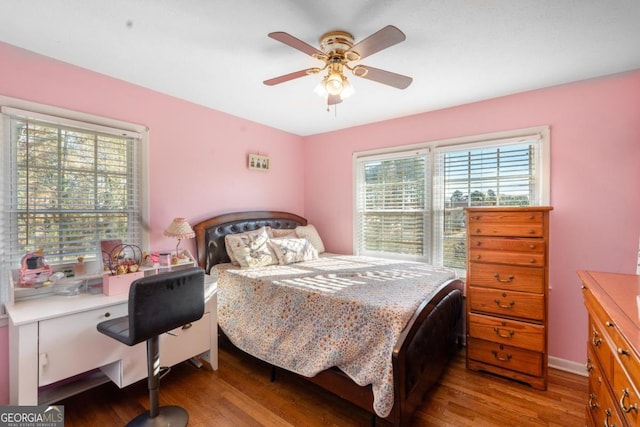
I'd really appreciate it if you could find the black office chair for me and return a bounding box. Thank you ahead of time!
[97,267,205,427]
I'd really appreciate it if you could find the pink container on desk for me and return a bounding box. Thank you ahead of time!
[103,271,144,296]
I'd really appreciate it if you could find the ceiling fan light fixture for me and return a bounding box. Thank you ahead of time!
[265,26,412,108]
[324,72,344,95]
[314,80,327,97]
[341,77,354,99]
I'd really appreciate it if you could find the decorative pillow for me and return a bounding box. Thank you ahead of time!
[225,226,277,268]
[224,226,274,265]
[264,226,275,238]
[271,228,297,238]
[295,224,325,253]
[269,238,318,265]
[224,234,240,265]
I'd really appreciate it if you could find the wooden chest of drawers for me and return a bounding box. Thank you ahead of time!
[465,206,552,390]
[579,270,640,427]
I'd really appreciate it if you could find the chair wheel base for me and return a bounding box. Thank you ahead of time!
[126,406,188,427]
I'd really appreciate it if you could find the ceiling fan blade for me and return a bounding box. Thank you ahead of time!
[327,94,342,105]
[264,69,314,86]
[268,32,324,57]
[347,25,406,60]
[356,65,413,89]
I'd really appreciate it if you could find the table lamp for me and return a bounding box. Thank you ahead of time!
[163,218,195,259]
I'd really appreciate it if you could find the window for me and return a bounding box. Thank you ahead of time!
[354,127,549,270]
[0,101,148,312]
[355,149,430,260]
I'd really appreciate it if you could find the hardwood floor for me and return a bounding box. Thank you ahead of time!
[59,346,588,426]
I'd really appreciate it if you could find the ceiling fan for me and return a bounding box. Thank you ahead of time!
[263,25,413,106]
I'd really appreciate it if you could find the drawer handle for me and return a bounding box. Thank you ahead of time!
[617,348,630,356]
[591,329,602,347]
[182,323,193,330]
[493,273,514,283]
[493,327,514,339]
[586,356,593,372]
[529,244,536,249]
[604,408,615,427]
[588,393,598,410]
[528,230,536,234]
[472,216,481,220]
[528,259,536,264]
[606,321,615,327]
[620,388,638,413]
[494,299,515,309]
[491,350,512,362]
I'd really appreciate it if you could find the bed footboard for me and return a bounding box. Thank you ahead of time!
[296,279,464,427]
[218,278,464,427]
[389,279,464,426]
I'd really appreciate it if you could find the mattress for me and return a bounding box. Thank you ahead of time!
[214,254,456,417]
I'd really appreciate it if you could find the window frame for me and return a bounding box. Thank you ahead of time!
[352,126,550,269]
[0,96,149,314]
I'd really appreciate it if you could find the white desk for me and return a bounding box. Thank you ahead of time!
[7,276,217,405]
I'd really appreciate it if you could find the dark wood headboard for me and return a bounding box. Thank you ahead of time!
[192,211,307,273]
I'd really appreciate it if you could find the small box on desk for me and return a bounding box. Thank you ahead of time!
[103,271,144,296]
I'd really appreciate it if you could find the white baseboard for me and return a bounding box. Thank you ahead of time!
[548,355,587,377]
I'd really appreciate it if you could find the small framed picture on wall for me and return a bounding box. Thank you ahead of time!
[248,154,270,171]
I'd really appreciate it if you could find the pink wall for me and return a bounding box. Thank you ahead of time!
[0,42,305,404]
[303,70,640,364]
[2,39,639,403]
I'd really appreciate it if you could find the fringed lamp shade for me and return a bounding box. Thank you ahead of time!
[164,218,195,257]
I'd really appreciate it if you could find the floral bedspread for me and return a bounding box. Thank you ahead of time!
[214,255,456,418]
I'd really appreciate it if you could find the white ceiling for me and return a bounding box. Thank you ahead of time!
[2,1,640,136]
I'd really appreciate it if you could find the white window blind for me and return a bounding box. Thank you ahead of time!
[433,140,541,269]
[355,150,430,262]
[354,128,548,270]
[1,105,147,310]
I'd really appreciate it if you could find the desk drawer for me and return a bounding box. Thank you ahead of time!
[468,312,544,352]
[468,287,545,321]
[38,303,136,386]
[161,312,211,367]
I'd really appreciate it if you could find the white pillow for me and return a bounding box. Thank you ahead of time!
[295,224,325,253]
[269,238,318,265]
[225,226,277,268]
[224,226,274,265]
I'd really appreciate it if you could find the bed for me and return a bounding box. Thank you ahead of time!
[194,211,464,426]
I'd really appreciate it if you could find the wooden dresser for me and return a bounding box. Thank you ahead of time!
[579,270,640,427]
[465,206,552,390]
